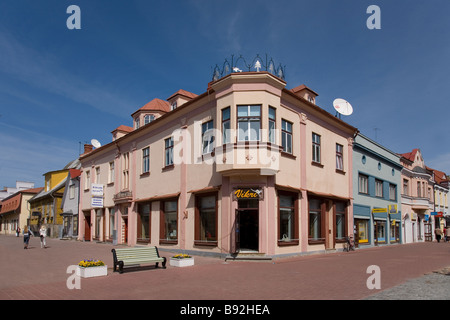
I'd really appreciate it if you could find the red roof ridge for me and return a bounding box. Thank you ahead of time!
[290,84,319,96]
[112,125,133,133]
[167,89,198,101]
[399,148,420,162]
[133,98,170,115]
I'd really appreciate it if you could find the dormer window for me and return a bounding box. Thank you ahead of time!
[135,118,140,129]
[171,101,177,111]
[144,114,155,125]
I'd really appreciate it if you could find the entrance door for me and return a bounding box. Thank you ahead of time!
[237,209,258,251]
[424,223,432,242]
[84,212,91,241]
[235,209,258,251]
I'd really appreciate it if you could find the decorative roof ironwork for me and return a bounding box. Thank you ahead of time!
[211,54,286,81]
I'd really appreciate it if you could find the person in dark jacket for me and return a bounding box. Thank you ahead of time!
[23,226,33,249]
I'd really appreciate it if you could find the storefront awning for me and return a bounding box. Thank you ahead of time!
[134,192,181,203]
[307,190,352,201]
[188,186,221,194]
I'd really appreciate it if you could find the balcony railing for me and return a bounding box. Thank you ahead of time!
[114,190,132,203]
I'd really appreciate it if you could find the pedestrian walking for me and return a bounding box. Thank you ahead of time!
[23,226,33,249]
[39,225,47,248]
[16,227,20,237]
[445,227,450,243]
[435,228,442,243]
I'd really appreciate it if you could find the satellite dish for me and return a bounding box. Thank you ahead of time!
[91,139,101,149]
[333,98,353,118]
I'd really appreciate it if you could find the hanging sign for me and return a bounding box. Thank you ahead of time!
[91,184,104,197]
[388,204,397,214]
[233,188,263,200]
[91,196,104,208]
[91,184,104,208]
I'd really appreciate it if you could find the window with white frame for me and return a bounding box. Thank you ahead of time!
[359,174,368,194]
[165,137,174,167]
[281,119,292,154]
[268,107,276,144]
[108,162,115,184]
[144,114,155,125]
[95,167,100,184]
[202,120,215,154]
[336,144,344,170]
[375,179,383,197]
[142,147,150,173]
[389,184,396,200]
[312,133,321,163]
[403,179,409,195]
[85,170,90,190]
[222,107,230,144]
[122,152,129,189]
[237,105,261,141]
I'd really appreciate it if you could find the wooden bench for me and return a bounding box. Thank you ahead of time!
[111,246,166,274]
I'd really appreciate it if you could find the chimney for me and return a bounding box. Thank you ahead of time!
[83,144,93,155]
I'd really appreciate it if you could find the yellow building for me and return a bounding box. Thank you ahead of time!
[29,159,80,237]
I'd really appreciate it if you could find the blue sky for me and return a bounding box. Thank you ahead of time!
[1,0,450,188]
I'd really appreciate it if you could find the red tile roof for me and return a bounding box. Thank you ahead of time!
[167,89,198,101]
[399,148,419,162]
[0,187,42,215]
[290,84,319,97]
[0,193,21,214]
[22,187,44,194]
[112,125,133,133]
[135,98,171,114]
[426,166,448,184]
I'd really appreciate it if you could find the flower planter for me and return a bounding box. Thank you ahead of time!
[170,258,194,267]
[76,265,108,278]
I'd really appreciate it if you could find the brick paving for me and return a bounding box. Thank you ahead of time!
[1,234,449,301]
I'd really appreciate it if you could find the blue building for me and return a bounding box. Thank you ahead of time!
[353,134,402,247]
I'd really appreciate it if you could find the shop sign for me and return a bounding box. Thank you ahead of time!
[436,212,444,217]
[388,204,397,214]
[91,184,104,197]
[233,188,263,200]
[91,196,104,208]
[372,208,387,214]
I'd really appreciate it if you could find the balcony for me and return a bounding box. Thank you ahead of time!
[114,190,133,203]
[214,142,281,176]
[401,194,433,210]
